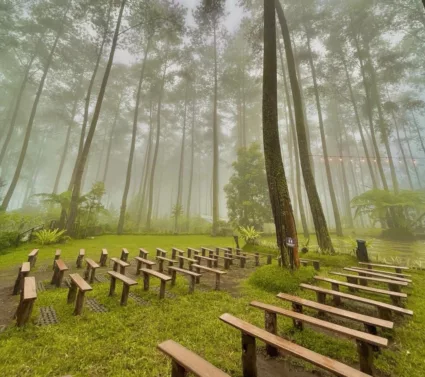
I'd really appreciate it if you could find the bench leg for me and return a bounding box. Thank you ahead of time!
[84,265,90,281]
[16,299,35,327]
[358,273,368,286]
[179,258,184,269]
[215,273,221,291]
[390,295,402,307]
[292,303,304,330]
[51,267,59,285]
[109,276,116,296]
[120,265,126,275]
[143,273,150,291]
[241,333,257,377]
[76,256,82,268]
[159,280,166,299]
[224,259,229,270]
[171,360,187,377]
[196,268,200,284]
[395,268,402,274]
[214,256,218,268]
[316,292,326,317]
[171,270,176,287]
[241,257,246,268]
[388,283,401,293]
[136,260,142,275]
[90,268,96,284]
[377,307,392,321]
[56,270,65,288]
[67,281,78,304]
[364,324,379,352]
[255,254,259,267]
[266,255,272,265]
[265,311,278,357]
[207,259,212,268]
[313,261,320,271]
[12,269,22,296]
[74,289,86,315]
[347,277,357,291]
[357,340,374,375]
[189,276,195,294]
[331,283,341,305]
[113,263,118,272]
[121,284,130,306]
[158,260,164,273]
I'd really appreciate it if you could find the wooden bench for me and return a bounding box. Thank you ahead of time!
[168,266,201,293]
[111,257,130,275]
[178,255,197,269]
[76,249,85,268]
[134,256,155,274]
[187,247,200,258]
[171,247,185,259]
[121,248,129,262]
[300,258,320,271]
[12,262,30,295]
[84,258,99,283]
[359,262,408,274]
[51,259,69,288]
[219,313,372,377]
[300,284,413,320]
[99,248,108,267]
[350,266,411,279]
[344,267,412,283]
[27,249,39,267]
[16,277,37,327]
[330,271,408,292]
[195,255,215,268]
[156,256,177,273]
[190,264,226,290]
[67,273,92,315]
[213,254,233,269]
[231,253,248,268]
[157,340,230,377]
[140,268,171,299]
[107,271,137,305]
[157,248,168,257]
[314,276,407,307]
[53,249,61,270]
[276,292,394,334]
[139,248,149,258]
[250,300,387,374]
[201,247,214,257]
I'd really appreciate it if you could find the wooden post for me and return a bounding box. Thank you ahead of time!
[215,273,221,290]
[395,267,402,274]
[390,295,401,307]
[171,270,177,287]
[214,256,218,268]
[84,264,91,281]
[56,270,65,288]
[53,251,60,270]
[201,248,206,256]
[143,272,149,291]
[136,260,142,275]
[207,259,212,268]
[109,276,116,296]
[356,239,369,262]
[12,267,24,295]
[67,281,77,304]
[159,280,166,299]
[331,283,341,305]
[121,284,130,306]
[378,307,392,321]
[312,261,320,271]
[241,255,246,268]
[76,254,83,268]
[119,265,126,275]
[178,258,184,268]
[292,303,304,330]
[16,300,35,327]
[121,249,129,262]
[51,264,59,285]
[89,268,96,284]
[171,248,177,260]
[265,311,278,356]
[158,259,164,273]
[388,283,401,293]
[196,267,201,283]
[113,261,118,272]
[74,290,86,315]
[316,292,326,316]
[266,255,272,265]
[171,360,186,377]
[356,340,374,375]
[224,258,229,270]
[359,273,368,286]
[254,253,259,267]
[189,276,195,293]
[187,248,192,258]
[241,333,257,377]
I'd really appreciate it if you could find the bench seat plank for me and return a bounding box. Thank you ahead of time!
[156,256,177,264]
[107,271,138,286]
[330,272,408,286]
[158,340,230,377]
[178,256,197,262]
[359,262,408,270]
[21,262,31,273]
[277,293,393,329]
[86,259,99,269]
[220,313,372,377]
[55,259,69,271]
[300,284,413,316]
[140,268,172,281]
[168,266,201,277]
[23,277,37,300]
[350,266,411,278]
[28,249,39,257]
[135,256,155,265]
[196,255,215,261]
[70,273,93,292]
[191,264,226,274]
[314,277,407,298]
[344,268,411,283]
[111,258,130,267]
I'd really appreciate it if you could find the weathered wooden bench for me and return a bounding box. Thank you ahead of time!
[201,247,214,257]
[157,340,230,377]
[157,247,168,257]
[231,253,248,268]
[344,267,412,283]
[168,266,201,293]
[171,247,185,259]
[67,273,92,315]
[139,248,149,258]
[300,258,320,271]
[84,258,99,283]
[51,259,69,288]
[190,264,226,290]
[16,277,37,327]
[111,257,130,275]
[213,254,233,269]
[134,256,155,274]
[157,256,177,273]
[13,262,31,295]
[195,255,215,268]
[99,248,108,267]
[219,313,372,377]
[76,249,85,268]
[140,268,171,299]
[358,262,408,274]
[276,292,394,334]
[107,271,137,305]
[121,248,129,262]
[250,300,388,374]
[53,249,61,269]
[178,255,197,269]
[314,276,407,307]
[187,247,200,258]
[350,266,411,279]
[300,284,413,320]
[27,249,39,267]
[329,272,408,292]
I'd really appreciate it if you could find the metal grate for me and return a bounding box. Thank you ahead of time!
[37,306,59,326]
[36,281,46,292]
[129,292,149,306]
[37,264,48,272]
[86,298,108,313]
[95,274,109,283]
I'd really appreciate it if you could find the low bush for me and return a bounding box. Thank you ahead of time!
[33,228,70,245]
[248,264,316,294]
[0,231,20,252]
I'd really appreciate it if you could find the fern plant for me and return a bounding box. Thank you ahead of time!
[239,225,262,244]
[33,229,69,245]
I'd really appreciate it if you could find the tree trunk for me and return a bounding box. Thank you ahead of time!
[263,0,298,269]
[1,5,69,211]
[67,0,127,235]
[186,95,196,231]
[404,120,422,188]
[117,40,150,234]
[275,0,334,253]
[410,110,425,156]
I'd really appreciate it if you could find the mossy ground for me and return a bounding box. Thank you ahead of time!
[0,235,424,377]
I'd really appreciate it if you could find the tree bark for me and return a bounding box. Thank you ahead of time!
[186,95,196,231]
[275,0,334,253]
[404,120,422,188]
[410,110,425,156]
[67,0,127,235]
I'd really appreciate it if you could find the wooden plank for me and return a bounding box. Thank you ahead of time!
[168,266,201,277]
[300,284,413,316]
[55,259,69,271]
[349,266,411,278]
[330,272,408,286]
[140,268,171,281]
[344,268,411,283]
[111,257,130,267]
[55,249,61,257]
[107,271,138,286]
[157,248,168,255]
[21,262,31,273]
[359,262,408,270]
[139,247,149,255]
[277,293,393,329]
[102,249,108,255]
[79,249,85,256]
[156,256,177,264]
[28,249,39,257]
[196,255,215,261]
[172,247,185,254]
[178,256,197,262]
[187,247,200,252]
[250,301,388,347]
[157,340,230,377]
[70,273,93,292]
[23,277,37,300]
[191,264,226,275]
[314,276,407,298]
[219,314,371,377]
[85,258,99,269]
[134,257,155,265]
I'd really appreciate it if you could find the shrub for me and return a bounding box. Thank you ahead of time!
[0,231,20,251]
[33,229,69,245]
[239,225,262,244]
[248,264,316,294]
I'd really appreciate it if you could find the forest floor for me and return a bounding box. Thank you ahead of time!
[0,234,424,377]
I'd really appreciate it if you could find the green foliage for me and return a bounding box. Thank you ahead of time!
[248,264,316,294]
[238,225,262,244]
[0,231,20,251]
[33,228,69,245]
[171,204,183,219]
[224,143,272,230]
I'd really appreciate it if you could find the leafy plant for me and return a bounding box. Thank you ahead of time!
[239,225,262,244]
[33,228,69,245]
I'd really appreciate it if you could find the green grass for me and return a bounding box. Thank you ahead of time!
[0,235,424,376]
